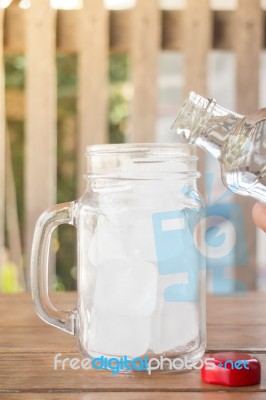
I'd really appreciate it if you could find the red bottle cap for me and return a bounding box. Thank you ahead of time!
[201,352,261,387]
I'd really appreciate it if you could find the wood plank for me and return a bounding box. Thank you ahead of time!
[6,90,24,120]
[4,9,266,53]
[0,325,77,353]
[213,10,234,50]
[109,9,131,53]
[161,10,183,50]
[235,0,262,114]
[183,0,211,97]
[131,0,160,142]
[77,0,108,195]
[207,324,266,352]
[0,10,5,275]
[206,292,266,326]
[0,293,265,393]
[0,351,265,392]
[233,0,263,291]
[4,3,25,52]
[0,293,266,354]
[24,0,57,288]
[5,129,25,289]
[182,0,212,200]
[264,11,266,49]
[1,292,266,326]
[163,10,233,51]
[0,395,265,400]
[56,9,81,52]
[0,323,265,354]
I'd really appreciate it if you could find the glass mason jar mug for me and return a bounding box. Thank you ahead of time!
[31,144,206,372]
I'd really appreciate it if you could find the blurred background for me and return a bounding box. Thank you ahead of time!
[1,0,266,293]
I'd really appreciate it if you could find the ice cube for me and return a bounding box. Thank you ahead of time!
[78,209,98,308]
[79,262,97,309]
[132,181,185,210]
[86,306,150,358]
[149,300,199,354]
[90,206,168,263]
[157,272,189,294]
[117,204,185,263]
[94,258,157,316]
[116,208,158,262]
[88,215,126,265]
[90,176,188,265]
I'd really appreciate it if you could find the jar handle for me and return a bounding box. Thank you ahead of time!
[31,202,77,335]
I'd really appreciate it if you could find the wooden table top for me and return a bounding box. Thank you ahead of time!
[0,292,266,399]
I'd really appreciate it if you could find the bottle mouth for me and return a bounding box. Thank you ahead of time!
[171,91,216,143]
[85,143,199,180]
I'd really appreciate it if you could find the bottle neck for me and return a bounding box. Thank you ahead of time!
[172,92,245,159]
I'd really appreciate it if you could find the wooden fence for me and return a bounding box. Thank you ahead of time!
[1,0,264,290]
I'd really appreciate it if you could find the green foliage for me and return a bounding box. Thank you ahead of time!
[8,121,24,237]
[5,55,25,89]
[5,56,25,239]
[1,261,22,293]
[4,52,130,291]
[56,54,78,290]
[52,275,66,292]
[109,53,130,143]
[57,54,78,94]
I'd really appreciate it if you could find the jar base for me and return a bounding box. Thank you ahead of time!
[78,339,206,374]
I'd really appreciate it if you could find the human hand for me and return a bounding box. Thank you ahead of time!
[252,202,266,232]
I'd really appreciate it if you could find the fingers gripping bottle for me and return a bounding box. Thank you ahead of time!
[172,91,266,203]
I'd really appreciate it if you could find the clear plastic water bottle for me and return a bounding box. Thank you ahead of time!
[172,91,266,203]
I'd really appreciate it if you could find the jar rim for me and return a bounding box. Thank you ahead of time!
[85,143,199,179]
[86,143,197,159]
